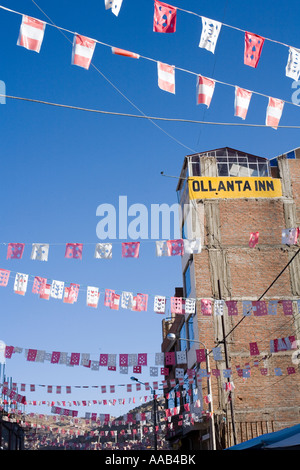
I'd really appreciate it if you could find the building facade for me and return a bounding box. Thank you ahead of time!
[161,147,300,450]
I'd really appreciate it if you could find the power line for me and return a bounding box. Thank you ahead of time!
[3,93,300,128]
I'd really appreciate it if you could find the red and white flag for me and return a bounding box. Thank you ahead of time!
[72,35,96,70]
[234,87,252,120]
[17,15,45,53]
[111,47,139,59]
[40,283,51,300]
[157,62,175,94]
[87,286,100,308]
[266,97,284,129]
[196,75,215,108]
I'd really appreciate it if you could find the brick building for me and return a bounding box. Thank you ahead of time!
[161,147,300,450]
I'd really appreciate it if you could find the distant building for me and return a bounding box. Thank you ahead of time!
[161,147,300,450]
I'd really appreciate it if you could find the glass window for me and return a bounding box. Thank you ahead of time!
[187,315,194,344]
[184,263,191,298]
[180,322,187,351]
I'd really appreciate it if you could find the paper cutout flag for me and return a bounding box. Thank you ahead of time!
[201,299,212,315]
[32,276,47,295]
[121,291,134,309]
[65,243,83,259]
[72,35,96,70]
[244,32,265,68]
[197,75,215,108]
[185,298,196,314]
[14,273,28,295]
[104,0,123,16]
[95,243,112,259]
[286,47,300,80]
[170,297,183,314]
[167,239,184,256]
[153,0,177,33]
[87,287,100,308]
[0,269,10,287]
[40,283,50,300]
[7,243,25,259]
[282,228,300,245]
[112,47,139,58]
[199,17,222,54]
[226,300,238,316]
[157,62,175,94]
[50,280,64,299]
[121,242,140,258]
[266,97,284,130]
[17,15,45,53]
[234,87,252,120]
[136,293,148,312]
[63,284,79,304]
[156,240,169,256]
[154,296,166,313]
[183,238,201,254]
[31,243,49,261]
[249,232,259,248]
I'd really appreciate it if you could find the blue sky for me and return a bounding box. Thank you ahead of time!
[0,0,300,419]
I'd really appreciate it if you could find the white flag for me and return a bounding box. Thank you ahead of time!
[104,0,123,16]
[94,243,112,259]
[199,17,222,53]
[286,47,300,80]
[121,291,134,309]
[154,295,166,313]
[184,298,196,314]
[87,286,100,308]
[50,280,64,299]
[156,241,169,257]
[31,243,49,261]
[183,238,201,254]
[14,273,28,295]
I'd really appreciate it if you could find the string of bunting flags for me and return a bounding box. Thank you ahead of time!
[1,3,300,129]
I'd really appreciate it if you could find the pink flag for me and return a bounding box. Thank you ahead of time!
[201,299,212,315]
[165,351,175,365]
[196,349,206,363]
[234,87,252,120]
[51,351,61,364]
[99,354,108,366]
[136,293,148,311]
[157,62,175,94]
[0,269,10,286]
[226,300,238,316]
[111,47,140,59]
[249,232,259,248]
[119,354,128,366]
[110,293,120,310]
[63,283,80,304]
[249,342,260,356]
[70,353,80,366]
[5,346,14,358]
[137,353,147,366]
[27,349,37,362]
[7,243,25,259]
[104,289,114,307]
[133,365,141,374]
[153,0,177,33]
[244,32,265,68]
[65,243,83,259]
[196,75,215,108]
[281,300,293,315]
[121,242,140,258]
[40,283,50,300]
[17,15,45,53]
[170,296,183,314]
[167,239,184,256]
[32,276,47,295]
[72,34,96,70]
[266,97,284,129]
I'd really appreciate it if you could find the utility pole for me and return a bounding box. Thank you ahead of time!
[218,280,237,446]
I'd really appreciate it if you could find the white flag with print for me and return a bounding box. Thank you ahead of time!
[286,47,300,80]
[87,286,100,308]
[31,243,49,261]
[104,0,123,16]
[94,243,112,259]
[50,280,64,299]
[184,298,196,314]
[154,295,166,313]
[156,241,169,257]
[121,291,134,309]
[199,17,222,53]
[14,273,28,295]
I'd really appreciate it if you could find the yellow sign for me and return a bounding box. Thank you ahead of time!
[188,177,282,200]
